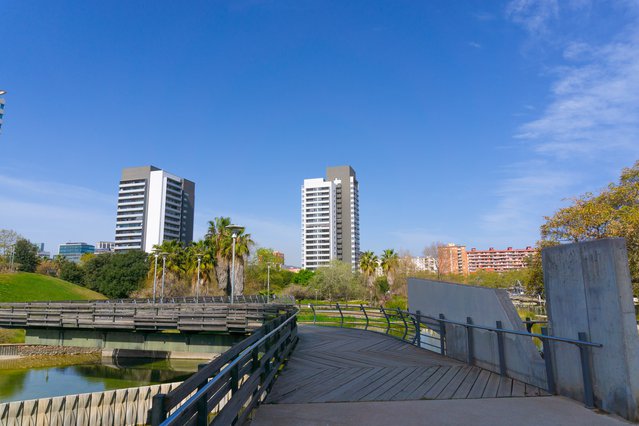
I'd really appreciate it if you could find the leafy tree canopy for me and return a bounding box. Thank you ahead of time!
[13,239,39,273]
[541,160,639,292]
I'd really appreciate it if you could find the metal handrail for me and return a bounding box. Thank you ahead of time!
[156,308,299,425]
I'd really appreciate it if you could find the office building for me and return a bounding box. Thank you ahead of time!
[114,166,195,252]
[438,243,469,275]
[58,242,95,263]
[467,246,535,272]
[301,166,360,270]
[95,241,116,254]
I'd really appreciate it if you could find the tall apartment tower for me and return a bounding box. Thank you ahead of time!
[438,243,469,275]
[301,166,360,270]
[114,166,195,252]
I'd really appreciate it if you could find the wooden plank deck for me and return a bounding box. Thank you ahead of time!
[265,325,547,405]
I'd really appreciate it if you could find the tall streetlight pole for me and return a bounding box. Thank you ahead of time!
[226,225,243,304]
[153,253,159,303]
[161,252,168,302]
[196,254,202,302]
[266,262,272,301]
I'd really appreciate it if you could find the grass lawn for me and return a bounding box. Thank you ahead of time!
[0,272,106,302]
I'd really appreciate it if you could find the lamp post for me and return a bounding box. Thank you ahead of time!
[266,262,273,302]
[153,253,159,303]
[160,252,168,302]
[226,225,243,304]
[196,254,202,302]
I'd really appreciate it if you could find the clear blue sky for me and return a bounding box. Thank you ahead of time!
[1,1,638,265]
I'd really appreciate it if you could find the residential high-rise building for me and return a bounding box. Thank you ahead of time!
[438,243,469,275]
[301,166,360,270]
[114,166,195,252]
[95,241,116,254]
[0,91,5,135]
[58,242,95,263]
[467,246,535,272]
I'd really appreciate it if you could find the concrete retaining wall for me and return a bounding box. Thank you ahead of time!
[543,238,639,421]
[408,278,547,389]
[0,381,182,426]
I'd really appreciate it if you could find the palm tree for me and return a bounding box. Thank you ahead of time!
[186,239,215,295]
[380,249,399,294]
[206,217,254,296]
[359,251,378,303]
[206,217,232,293]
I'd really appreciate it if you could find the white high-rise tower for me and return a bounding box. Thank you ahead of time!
[114,166,195,252]
[301,166,359,270]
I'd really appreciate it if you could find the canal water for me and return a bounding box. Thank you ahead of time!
[0,357,202,403]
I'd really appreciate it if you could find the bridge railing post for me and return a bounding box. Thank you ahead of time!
[495,320,507,376]
[336,303,344,328]
[438,314,446,356]
[360,304,369,330]
[309,304,316,325]
[540,327,556,395]
[396,308,408,340]
[466,317,474,365]
[415,310,421,348]
[380,307,390,334]
[578,331,595,409]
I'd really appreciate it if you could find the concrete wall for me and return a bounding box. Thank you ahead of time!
[25,329,242,358]
[408,278,547,389]
[543,238,639,421]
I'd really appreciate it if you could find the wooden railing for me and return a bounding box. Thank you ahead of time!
[150,308,298,425]
[0,301,295,334]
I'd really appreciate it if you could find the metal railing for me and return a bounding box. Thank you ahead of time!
[300,303,602,408]
[150,308,298,426]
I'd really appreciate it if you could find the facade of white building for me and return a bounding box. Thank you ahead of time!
[114,166,195,252]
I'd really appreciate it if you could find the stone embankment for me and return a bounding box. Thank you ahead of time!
[0,344,99,357]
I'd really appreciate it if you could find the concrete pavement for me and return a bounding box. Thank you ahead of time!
[251,396,631,425]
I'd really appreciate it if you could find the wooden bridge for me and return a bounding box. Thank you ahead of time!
[0,299,294,334]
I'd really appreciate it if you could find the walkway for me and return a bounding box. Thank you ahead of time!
[251,325,628,425]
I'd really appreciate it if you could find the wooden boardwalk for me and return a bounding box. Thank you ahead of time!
[265,325,548,405]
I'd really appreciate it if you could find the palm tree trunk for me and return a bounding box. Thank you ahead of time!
[216,256,228,293]
[234,258,245,295]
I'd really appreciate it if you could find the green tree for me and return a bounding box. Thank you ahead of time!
[86,251,148,298]
[291,269,314,285]
[58,259,84,285]
[309,260,363,301]
[13,239,39,272]
[359,251,378,302]
[0,229,22,258]
[541,160,639,295]
[380,249,399,294]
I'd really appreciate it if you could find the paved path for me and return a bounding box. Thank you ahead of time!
[251,325,628,425]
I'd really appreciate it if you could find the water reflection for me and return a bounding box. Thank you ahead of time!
[0,357,202,403]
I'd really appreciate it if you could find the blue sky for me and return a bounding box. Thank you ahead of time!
[1,1,638,265]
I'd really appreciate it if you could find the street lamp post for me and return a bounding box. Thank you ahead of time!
[196,254,202,302]
[226,225,243,304]
[161,252,168,302]
[153,253,159,303]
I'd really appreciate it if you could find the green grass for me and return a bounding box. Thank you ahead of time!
[0,272,106,302]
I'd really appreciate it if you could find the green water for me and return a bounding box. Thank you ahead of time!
[0,357,202,403]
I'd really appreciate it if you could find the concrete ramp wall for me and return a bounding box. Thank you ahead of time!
[408,278,547,389]
[543,238,639,421]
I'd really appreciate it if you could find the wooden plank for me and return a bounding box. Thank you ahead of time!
[422,366,461,399]
[436,366,472,399]
[389,366,438,400]
[451,367,482,399]
[360,366,421,401]
[511,379,526,397]
[497,376,513,398]
[466,369,491,399]
[482,372,501,398]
